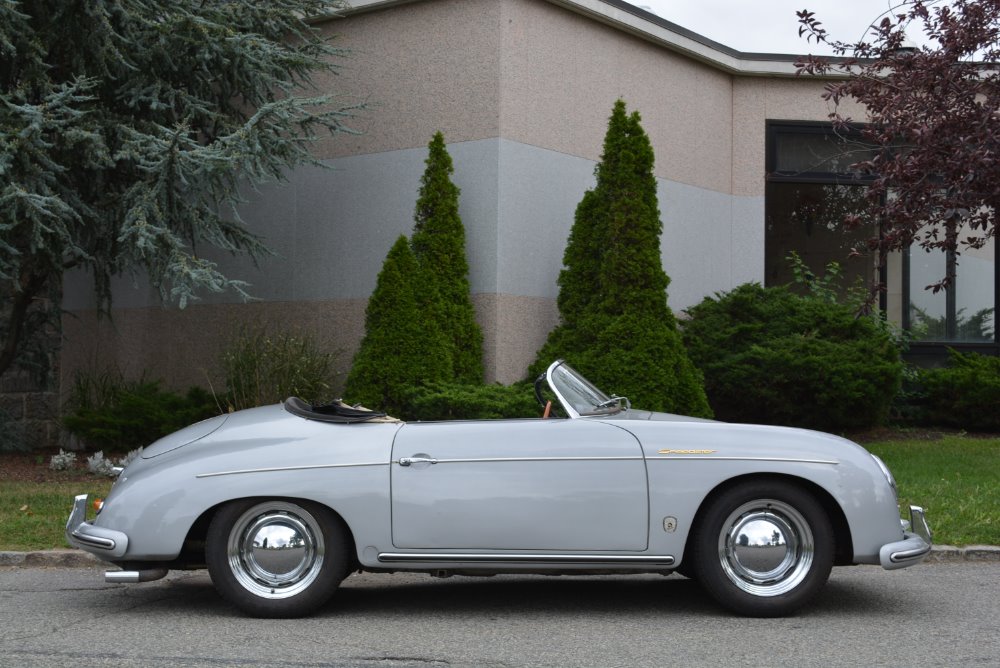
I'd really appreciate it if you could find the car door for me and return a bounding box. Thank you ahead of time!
[390,419,649,551]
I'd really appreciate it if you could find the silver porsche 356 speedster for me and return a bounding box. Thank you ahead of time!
[67,360,931,618]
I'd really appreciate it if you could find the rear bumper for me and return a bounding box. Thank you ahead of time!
[879,505,932,570]
[65,494,129,559]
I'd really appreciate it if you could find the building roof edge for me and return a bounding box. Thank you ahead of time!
[330,0,848,78]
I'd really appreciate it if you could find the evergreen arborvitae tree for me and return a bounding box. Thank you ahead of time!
[344,236,452,415]
[530,100,711,417]
[0,0,359,380]
[410,132,483,384]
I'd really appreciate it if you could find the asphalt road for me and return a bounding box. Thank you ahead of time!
[0,562,997,668]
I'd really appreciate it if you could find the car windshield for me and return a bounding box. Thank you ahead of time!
[547,362,620,417]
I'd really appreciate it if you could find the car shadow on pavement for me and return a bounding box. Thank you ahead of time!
[91,567,925,619]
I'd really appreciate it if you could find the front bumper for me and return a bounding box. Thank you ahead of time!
[65,494,129,559]
[879,505,932,570]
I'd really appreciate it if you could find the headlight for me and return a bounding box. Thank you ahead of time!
[871,454,898,501]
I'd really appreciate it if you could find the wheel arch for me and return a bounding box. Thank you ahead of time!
[181,496,360,570]
[684,473,854,567]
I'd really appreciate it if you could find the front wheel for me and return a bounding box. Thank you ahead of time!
[690,480,834,617]
[206,499,349,618]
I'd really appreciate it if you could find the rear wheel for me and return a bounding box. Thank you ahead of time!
[206,499,349,618]
[691,480,834,617]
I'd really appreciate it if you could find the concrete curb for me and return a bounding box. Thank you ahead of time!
[0,549,103,568]
[2,545,999,569]
[924,544,1000,562]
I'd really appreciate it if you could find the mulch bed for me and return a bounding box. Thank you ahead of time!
[0,451,99,483]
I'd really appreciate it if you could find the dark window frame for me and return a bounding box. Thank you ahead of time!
[766,120,1000,360]
[765,121,886,309]
[766,120,878,184]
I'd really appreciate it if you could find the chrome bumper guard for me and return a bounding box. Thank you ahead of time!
[879,505,932,570]
[65,494,129,559]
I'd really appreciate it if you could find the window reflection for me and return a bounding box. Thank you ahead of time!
[909,235,995,342]
[765,182,876,294]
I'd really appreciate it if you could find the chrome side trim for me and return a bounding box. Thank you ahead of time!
[196,462,386,478]
[396,456,645,465]
[200,456,836,476]
[378,553,675,565]
[646,456,839,465]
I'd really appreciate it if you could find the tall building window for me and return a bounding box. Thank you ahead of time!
[765,121,999,359]
[905,235,996,345]
[765,121,880,297]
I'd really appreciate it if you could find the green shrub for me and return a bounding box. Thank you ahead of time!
[682,283,903,431]
[222,325,339,411]
[344,236,453,414]
[529,100,711,417]
[888,362,928,425]
[920,350,1000,431]
[411,132,484,384]
[398,382,538,421]
[62,371,219,452]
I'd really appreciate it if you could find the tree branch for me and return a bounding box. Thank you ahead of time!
[0,271,49,380]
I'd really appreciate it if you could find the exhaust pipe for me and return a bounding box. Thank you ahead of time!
[105,568,169,584]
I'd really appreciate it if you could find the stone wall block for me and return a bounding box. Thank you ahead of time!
[0,394,24,419]
[25,392,58,420]
[22,419,58,450]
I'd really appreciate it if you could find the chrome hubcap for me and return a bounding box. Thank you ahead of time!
[718,499,814,597]
[227,502,325,599]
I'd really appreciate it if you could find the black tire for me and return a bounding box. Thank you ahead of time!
[690,480,834,617]
[206,499,350,618]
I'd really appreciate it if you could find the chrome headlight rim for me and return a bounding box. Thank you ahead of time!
[871,454,898,501]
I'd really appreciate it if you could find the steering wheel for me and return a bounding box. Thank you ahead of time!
[534,373,554,418]
[533,372,548,408]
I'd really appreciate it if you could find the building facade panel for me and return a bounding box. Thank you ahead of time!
[310,0,503,159]
[58,0,890,399]
[499,0,734,193]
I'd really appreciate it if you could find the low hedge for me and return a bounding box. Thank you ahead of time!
[398,382,538,421]
[919,350,1000,431]
[62,380,219,452]
[682,283,903,431]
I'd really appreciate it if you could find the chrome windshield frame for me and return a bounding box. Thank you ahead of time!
[545,360,622,419]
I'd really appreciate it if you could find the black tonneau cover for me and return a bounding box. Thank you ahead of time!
[283,397,391,424]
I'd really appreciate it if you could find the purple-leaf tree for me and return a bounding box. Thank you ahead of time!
[796,0,1000,293]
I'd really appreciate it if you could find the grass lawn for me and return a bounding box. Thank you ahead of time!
[2,480,113,552]
[863,435,1000,546]
[0,434,997,552]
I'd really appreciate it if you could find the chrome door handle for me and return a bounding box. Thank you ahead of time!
[399,456,438,467]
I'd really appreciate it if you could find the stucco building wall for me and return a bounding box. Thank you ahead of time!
[60,0,861,393]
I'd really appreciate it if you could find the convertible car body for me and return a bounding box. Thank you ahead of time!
[67,361,932,618]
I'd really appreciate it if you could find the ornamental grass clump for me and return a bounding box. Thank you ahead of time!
[221,326,339,411]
